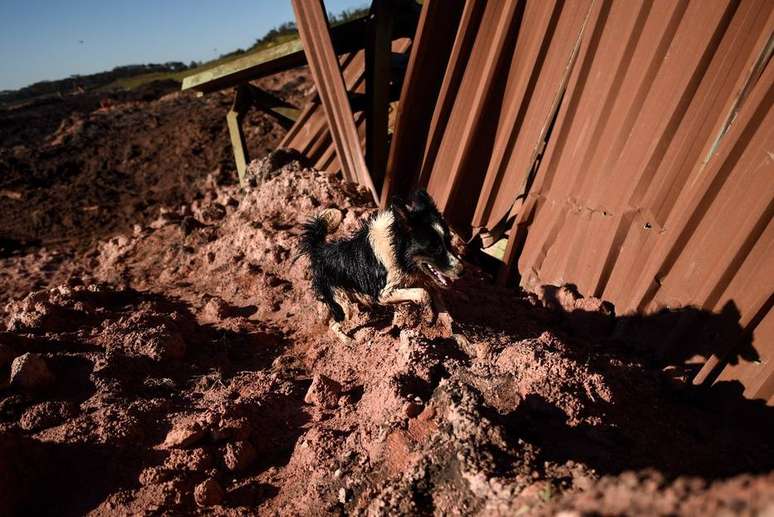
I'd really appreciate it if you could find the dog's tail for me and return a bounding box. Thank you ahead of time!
[298,208,343,258]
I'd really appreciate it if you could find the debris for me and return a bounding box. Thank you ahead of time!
[224,441,257,472]
[194,478,224,507]
[163,422,207,449]
[304,375,342,409]
[10,353,54,390]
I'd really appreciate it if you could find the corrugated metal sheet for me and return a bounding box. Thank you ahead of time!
[379,0,774,403]
[286,0,772,403]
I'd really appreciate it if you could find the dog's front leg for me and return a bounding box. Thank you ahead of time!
[429,290,468,346]
[380,288,435,323]
[430,289,453,333]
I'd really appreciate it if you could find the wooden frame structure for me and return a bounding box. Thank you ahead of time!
[181,1,419,194]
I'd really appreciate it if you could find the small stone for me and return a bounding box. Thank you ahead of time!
[10,353,54,390]
[338,487,348,504]
[19,401,77,431]
[163,423,206,449]
[202,297,230,320]
[211,417,252,442]
[304,375,342,409]
[418,406,436,421]
[194,478,224,507]
[404,402,423,418]
[224,440,257,472]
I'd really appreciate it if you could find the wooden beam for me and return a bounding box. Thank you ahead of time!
[183,40,305,94]
[292,0,378,203]
[365,0,395,199]
[246,84,300,130]
[226,85,253,187]
[182,8,419,95]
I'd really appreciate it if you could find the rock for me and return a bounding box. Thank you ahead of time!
[304,375,342,409]
[223,440,257,472]
[164,448,213,472]
[194,478,224,507]
[418,406,437,421]
[10,353,54,390]
[404,402,423,419]
[202,297,230,320]
[246,148,305,185]
[138,467,170,486]
[163,423,207,449]
[19,401,77,431]
[338,487,348,504]
[211,417,252,442]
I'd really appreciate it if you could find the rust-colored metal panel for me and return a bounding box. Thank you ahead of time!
[415,0,485,197]
[423,0,522,230]
[471,0,594,232]
[292,0,378,202]
[380,0,467,208]
[281,37,412,177]
[380,0,773,402]
[512,0,774,401]
[285,0,772,401]
[280,52,364,172]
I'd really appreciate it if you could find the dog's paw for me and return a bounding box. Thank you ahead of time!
[422,305,437,325]
[437,311,454,333]
[451,332,470,348]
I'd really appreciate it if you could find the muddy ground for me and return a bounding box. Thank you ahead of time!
[1,72,773,516]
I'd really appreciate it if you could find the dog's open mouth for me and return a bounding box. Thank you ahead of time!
[420,262,453,288]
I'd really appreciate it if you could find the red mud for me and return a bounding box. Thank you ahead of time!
[1,75,773,516]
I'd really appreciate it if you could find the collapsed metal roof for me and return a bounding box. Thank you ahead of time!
[187,0,774,404]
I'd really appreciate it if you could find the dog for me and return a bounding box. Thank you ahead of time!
[299,190,463,342]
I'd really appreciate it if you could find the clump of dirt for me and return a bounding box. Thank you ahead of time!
[1,158,772,516]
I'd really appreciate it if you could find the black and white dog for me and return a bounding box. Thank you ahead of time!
[299,190,463,342]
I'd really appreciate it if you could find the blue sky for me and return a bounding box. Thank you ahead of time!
[0,0,367,91]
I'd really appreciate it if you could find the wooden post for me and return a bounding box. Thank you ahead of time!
[292,0,379,204]
[226,84,252,187]
[365,0,395,198]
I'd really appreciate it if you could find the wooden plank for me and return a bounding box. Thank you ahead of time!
[292,0,378,203]
[182,40,305,94]
[226,85,252,186]
[182,9,419,95]
[246,84,300,130]
[365,0,395,199]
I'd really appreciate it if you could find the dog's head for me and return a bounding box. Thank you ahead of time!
[393,190,463,288]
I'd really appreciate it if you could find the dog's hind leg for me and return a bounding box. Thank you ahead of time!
[317,283,353,344]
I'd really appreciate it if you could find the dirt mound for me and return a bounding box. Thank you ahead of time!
[1,160,772,515]
[0,70,308,251]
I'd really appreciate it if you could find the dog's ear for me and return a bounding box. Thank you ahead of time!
[391,196,411,224]
[409,189,436,214]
